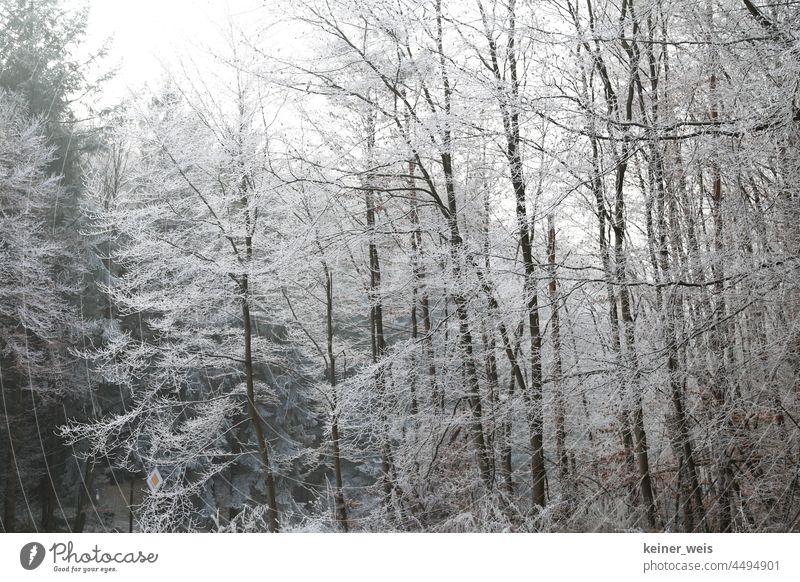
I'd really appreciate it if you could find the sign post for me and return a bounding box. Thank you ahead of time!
[146,467,163,494]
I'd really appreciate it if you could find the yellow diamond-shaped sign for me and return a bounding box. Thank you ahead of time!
[146,467,163,493]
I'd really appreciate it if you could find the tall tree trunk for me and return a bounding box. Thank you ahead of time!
[707,9,735,524]
[364,118,400,510]
[478,0,545,508]
[240,184,279,531]
[480,176,501,493]
[609,0,658,529]
[323,265,349,532]
[408,158,435,414]
[547,216,569,499]
[241,275,279,532]
[40,404,65,531]
[638,20,706,530]
[614,152,658,529]
[436,0,493,491]
[591,133,634,481]
[487,190,515,500]
[73,456,94,533]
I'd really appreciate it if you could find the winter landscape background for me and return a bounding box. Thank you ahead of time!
[1,0,799,533]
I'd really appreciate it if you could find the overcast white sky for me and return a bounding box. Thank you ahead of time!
[77,0,268,103]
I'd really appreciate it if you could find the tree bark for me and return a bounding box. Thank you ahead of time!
[478,0,545,507]
[547,216,569,499]
[241,278,280,532]
[323,265,349,532]
[73,456,94,533]
[364,114,400,511]
[436,0,493,491]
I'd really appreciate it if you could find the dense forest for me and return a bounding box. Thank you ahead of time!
[1,0,799,533]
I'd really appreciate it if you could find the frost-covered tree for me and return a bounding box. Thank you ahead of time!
[0,95,83,532]
[0,0,111,533]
